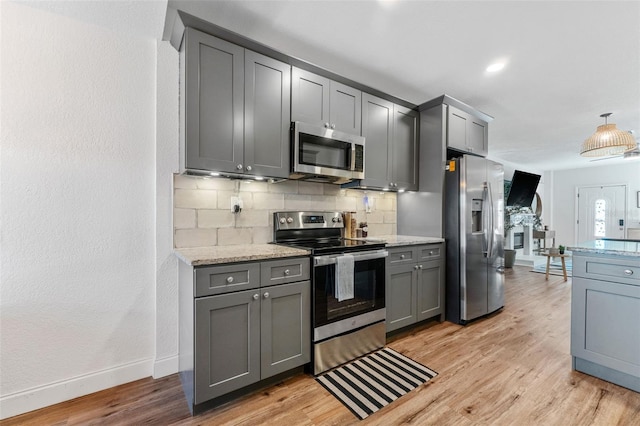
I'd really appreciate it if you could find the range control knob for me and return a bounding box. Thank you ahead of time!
[332,217,341,223]
[279,217,287,224]
[286,217,293,224]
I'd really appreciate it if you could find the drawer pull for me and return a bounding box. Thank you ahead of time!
[429,251,434,255]
[624,269,633,276]
[414,265,419,270]
[284,269,290,276]
[226,276,234,283]
[419,264,423,269]
[253,294,259,301]
[263,292,270,299]
[400,254,405,259]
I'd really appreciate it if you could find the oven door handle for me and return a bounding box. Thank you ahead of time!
[313,250,388,266]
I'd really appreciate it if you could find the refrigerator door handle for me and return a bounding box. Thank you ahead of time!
[487,181,494,258]
[482,183,489,257]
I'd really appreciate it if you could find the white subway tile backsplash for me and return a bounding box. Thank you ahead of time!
[236,209,269,228]
[174,208,196,229]
[175,228,217,248]
[218,228,252,245]
[172,174,397,248]
[198,209,234,228]
[174,189,218,209]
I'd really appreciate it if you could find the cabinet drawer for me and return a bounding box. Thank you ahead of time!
[260,257,310,287]
[195,263,260,297]
[388,248,416,264]
[417,244,442,261]
[573,255,640,286]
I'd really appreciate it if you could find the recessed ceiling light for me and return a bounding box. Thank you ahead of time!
[486,62,506,73]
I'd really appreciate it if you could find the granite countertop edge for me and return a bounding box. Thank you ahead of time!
[174,244,311,266]
[361,234,445,247]
[568,240,640,258]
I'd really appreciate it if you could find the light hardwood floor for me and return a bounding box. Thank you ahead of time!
[3,266,640,425]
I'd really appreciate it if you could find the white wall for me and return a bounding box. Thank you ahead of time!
[549,162,640,246]
[0,2,157,418]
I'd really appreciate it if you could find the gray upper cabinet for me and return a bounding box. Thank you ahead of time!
[447,105,488,157]
[291,67,361,135]
[182,28,290,178]
[392,105,419,190]
[359,93,418,191]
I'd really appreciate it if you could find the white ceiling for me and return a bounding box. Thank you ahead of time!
[22,0,640,172]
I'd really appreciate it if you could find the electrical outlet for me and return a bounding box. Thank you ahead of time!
[230,196,243,214]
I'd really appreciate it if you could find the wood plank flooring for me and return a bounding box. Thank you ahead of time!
[3,266,640,425]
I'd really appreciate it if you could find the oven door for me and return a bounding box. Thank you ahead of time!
[313,249,387,340]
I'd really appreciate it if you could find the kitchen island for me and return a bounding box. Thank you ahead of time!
[568,240,640,393]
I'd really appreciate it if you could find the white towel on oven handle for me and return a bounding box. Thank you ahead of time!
[336,254,355,301]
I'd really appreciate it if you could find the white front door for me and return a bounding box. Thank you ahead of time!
[577,185,627,242]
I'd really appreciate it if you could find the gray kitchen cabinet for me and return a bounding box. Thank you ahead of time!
[179,257,311,413]
[182,28,290,178]
[447,105,488,157]
[571,253,640,392]
[355,93,418,191]
[386,244,444,333]
[291,67,361,135]
[260,281,311,378]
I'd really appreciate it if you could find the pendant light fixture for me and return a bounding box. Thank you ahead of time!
[580,113,637,157]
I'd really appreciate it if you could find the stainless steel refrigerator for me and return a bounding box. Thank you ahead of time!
[445,155,504,324]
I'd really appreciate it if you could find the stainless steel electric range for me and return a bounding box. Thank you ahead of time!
[273,211,388,375]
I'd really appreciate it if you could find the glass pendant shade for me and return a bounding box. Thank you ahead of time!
[580,119,637,157]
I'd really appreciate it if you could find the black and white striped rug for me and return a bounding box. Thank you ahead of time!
[315,347,438,420]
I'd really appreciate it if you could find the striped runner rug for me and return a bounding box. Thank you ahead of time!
[315,347,438,420]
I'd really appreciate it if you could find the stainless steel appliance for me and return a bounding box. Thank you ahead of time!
[273,211,387,374]
[289,121,365,184]
[444,155,505,324]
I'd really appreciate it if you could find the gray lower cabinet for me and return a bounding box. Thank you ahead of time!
[386,244,444,333]
[358,93,418,191]
[571,253,640,392]
[180,257,311,411]
[291,67,361,135]
[182,27,291,178]
[447,105,488,157]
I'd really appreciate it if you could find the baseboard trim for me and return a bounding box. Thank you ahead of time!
[153,354,179,379]
[0,358,153,420]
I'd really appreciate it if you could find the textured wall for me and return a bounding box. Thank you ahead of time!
[0,2,156,417]
[173,175,398,247]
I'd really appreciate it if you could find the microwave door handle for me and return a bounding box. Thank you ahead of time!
[350,142,356,171]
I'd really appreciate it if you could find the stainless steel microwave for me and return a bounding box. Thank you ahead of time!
[290,121,365,183]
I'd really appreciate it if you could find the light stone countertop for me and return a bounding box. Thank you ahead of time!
[174,244,311,266]
[568,240,640,257]
[361,234,445,247]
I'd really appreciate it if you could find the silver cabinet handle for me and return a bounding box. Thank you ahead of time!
[263,292,270,299]
[429,251,435,255]
[284,269,290,275]
[400,254,405,259]
[324,122,330,128]
[330,123,336,129]
[418,265,423,269]
[624,269,633,276]
[246,165,252,171]
[414,265,419,270]
[226,276,234,283]
[253,294,259,300]
[236,164,243,170]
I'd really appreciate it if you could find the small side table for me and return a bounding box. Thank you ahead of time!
[541,252,570,281]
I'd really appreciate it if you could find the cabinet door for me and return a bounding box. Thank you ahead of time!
[416,259,444,322]
[244,51,291,178]
[361,93,393,188]
[185,29,244,172]
[571,277,640,377]
[330,81,361,135]
[194,290,260,403]
[447,105,488,156]
[392,105,418,191]
[261,281,311,378]
[386,263,417,332]
[291,67,330,127]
